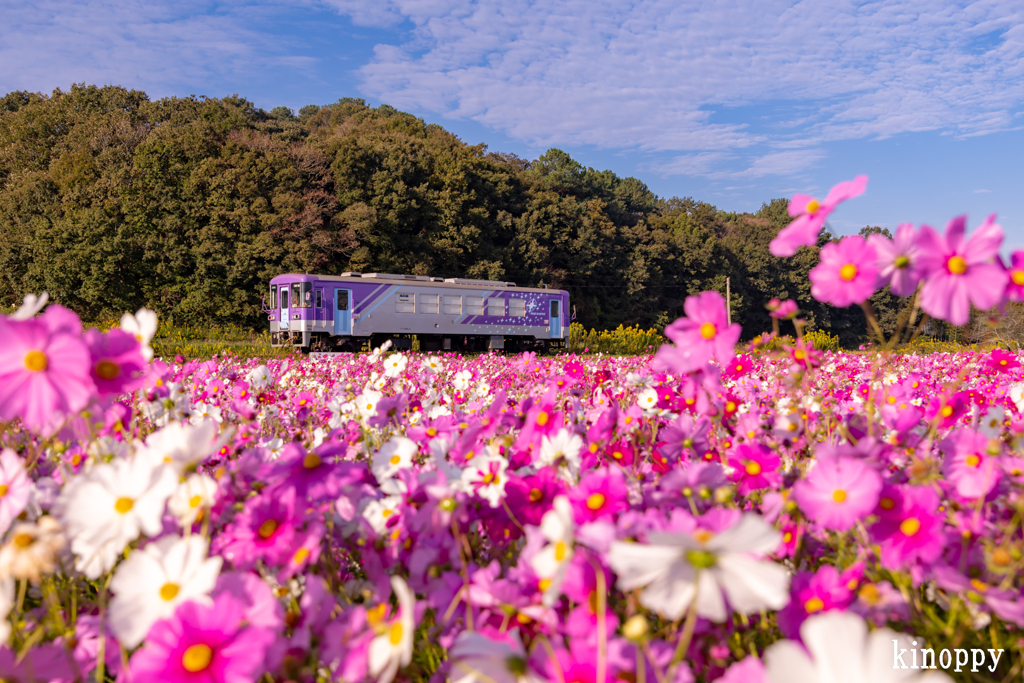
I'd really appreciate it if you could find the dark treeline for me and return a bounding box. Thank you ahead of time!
[0,84,897,346]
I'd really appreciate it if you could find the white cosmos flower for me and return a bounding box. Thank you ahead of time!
[108,535,222,648]
[363,496,403,535]
[54,457,178,579]
[536,429,583,482]
[0,516,64,582]
[372,437,418,484]
[136,420,228,474]
[453,370,473,391]
[461,452,508,509]
[383,353,408,378]
[450,630,543,683]
[978,406,1005,439]
[638,387,659,412]
[189,402,223,425]
[607,513,790,622]
[764,611,952,683]
[167,473,218,527]
[119,308,158,361]
[422,356,445,375]
[10,292,48,321]
[356,389,383,421]
[247,364,273,389]
[529,495,575,606]
[262,437,285,461]
[368,576,416,683]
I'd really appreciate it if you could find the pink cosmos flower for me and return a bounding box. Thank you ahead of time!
[217,487,299,569]
[769,175,868,257]
[941,429,1001,499]
[767,299,799,319]
[0,449,30,536]
[987,348,1020,373]
[129,593,274,683]
[0,305,95,432]
[1005,250,1024,301]
[776,565,853,639]
[569,467,628,524]
[916,215,1008,325]
[726,443,781,495]
[84,328,147,397]
[792,456,881,532]
[661,291,741,371]
[868,223,923,296]
[809,236,879,307]
[869,485,945,570]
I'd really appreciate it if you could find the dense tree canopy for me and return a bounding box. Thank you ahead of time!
[0,84,888,346]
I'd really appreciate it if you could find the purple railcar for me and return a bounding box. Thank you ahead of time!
[267,272,569,352]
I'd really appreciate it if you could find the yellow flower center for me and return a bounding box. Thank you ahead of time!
[941,405,954,418]
[258,519,279,539]
[426,427,437,437]
[900,518,921,536]
[482,473,494,485]
[160,583,180,601]
[725,401,737,413]
[389,622,404,645]
[538,578,552,592]
[879,497,894,510]
[859,583,879,603]
[189,495,202,508]
[303,452,321,469]
[293,547,311,565]
[390,455,401,465]
[182,644,213,672]
[529,488,543,502]
[554,541,567,562]
[745,461,762,476]
[0,484,7,497]
[586,493,606,510]
[894,255,910,268]
[969,578,989,593]
[114,497,134,514]
[536,411,549,427]
[839,263,858,282]
[1013,271,1024,286]
[805,199,820,214]
[804,597,825,613]
[947,255,967,275]
[832,489,847,503]
[699,322,716,340]
[13,533,33,549]
[24,350,48,372]
[793,349,806,361]
[965,454,981,467]
[96,360,120,380]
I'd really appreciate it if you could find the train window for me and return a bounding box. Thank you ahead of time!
[509,298,526,317]
[551,299,560,317]
[442,295,462,315]
[419,293,439,314]
[281,289,288,309]
[466,296,484,315]
[337,290,349,310]
[396,292,415,313]
[301,283,313,308]
[270,284,277,308]
[291,283,300,309]
[487,298,505,316]
[315,290,322,308]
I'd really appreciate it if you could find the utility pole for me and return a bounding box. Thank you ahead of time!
[726,277,731,325]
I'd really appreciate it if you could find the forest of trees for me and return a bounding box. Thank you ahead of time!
[0,84,903,347]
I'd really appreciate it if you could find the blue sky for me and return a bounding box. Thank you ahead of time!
[3,0,1024,249]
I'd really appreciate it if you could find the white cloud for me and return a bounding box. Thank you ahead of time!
[975,188,993,193]
[318,0,1024,176]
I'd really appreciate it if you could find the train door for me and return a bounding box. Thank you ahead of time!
[280,286,290,330]
[334,289,351,335]
[549,299,561,339]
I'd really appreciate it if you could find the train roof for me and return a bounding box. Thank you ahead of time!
[270,272,567,295]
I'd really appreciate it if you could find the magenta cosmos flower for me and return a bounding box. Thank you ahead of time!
[568,467,628,523]
[661,291,741,371]
[868,223,923,296]
[1004,250,1024,302]
[0,305,95,432]
[769,175,868,257]
[941,429,1001,499]
[809,236,879,307]
[129,593,274,683]
[869,485,944,570]
[916,215,1007,325]
[792,456,881,532]
[84,328,147,397]
[726,443,781,495]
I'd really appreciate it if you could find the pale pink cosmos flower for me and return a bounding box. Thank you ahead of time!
[792,456,881,532]
[868,223,923,296]
[916,215,1008,325]
[661,291,741,372]
[0,449,30,536]
[809,236,879,307]
[769,175,868,257]
[941,429,1001,500]
[0,306,95,432]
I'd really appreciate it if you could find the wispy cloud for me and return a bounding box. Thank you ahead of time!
[318,0,1024,176]
[975,188,993,193]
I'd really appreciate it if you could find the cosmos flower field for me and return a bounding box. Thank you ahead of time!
[2,178,1024,683]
